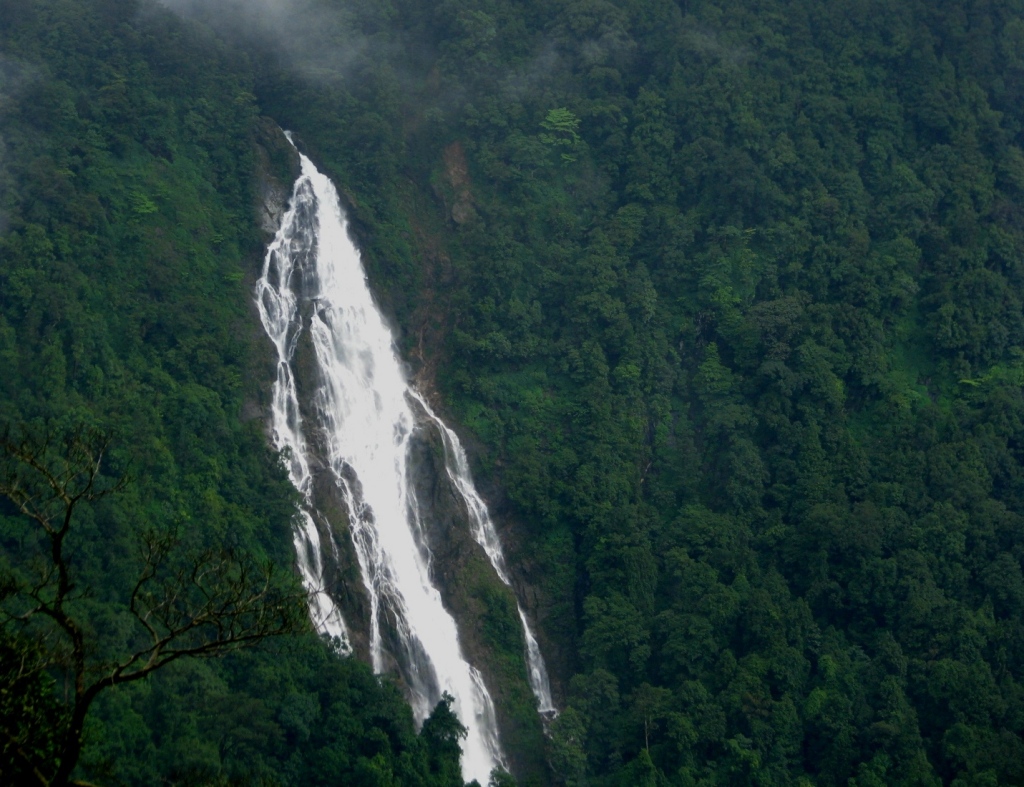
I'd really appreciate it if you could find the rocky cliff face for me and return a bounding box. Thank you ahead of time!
[246,118,301,427]
[254,118,301,235]
[250,120,548,782]
[406,414,549,777]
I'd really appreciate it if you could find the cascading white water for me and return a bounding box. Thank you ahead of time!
[257,137,561,783]
[255,176,352,655]
[413,394,557,715]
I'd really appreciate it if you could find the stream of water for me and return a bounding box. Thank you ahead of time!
[255,138,555,782]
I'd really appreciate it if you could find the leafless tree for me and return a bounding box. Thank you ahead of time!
[0,426,307,787]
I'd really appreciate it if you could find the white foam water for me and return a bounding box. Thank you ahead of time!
[256,136,555,782]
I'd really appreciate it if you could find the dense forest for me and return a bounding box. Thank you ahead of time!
[4,0,1024,784]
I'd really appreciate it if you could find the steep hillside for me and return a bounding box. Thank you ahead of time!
[0,2,472,785]
[5,0,1024,785]
[245,0,1024,783]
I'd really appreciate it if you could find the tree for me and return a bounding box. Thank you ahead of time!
[540,107,582,163]
[420,692,468,786]
[548,707,588,787]
[0,425,306,787]
[488,766,518,787]
[0,630,66,786]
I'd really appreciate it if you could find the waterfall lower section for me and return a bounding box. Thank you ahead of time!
[255,136,555,784]
[413,394,557,716]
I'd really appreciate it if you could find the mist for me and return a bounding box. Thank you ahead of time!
[154,0,372,86]
[0,55,39,234]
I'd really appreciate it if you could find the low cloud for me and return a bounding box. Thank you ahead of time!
[0,54,38,118]
[0,55,40,234]
[154,0,370,86]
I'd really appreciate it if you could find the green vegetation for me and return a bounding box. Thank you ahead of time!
[5,0,1024,784]
[0,1,472,785]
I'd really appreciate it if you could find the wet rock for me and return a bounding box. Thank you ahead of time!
[406,418,549,782]
[253,117,301,239]
[440,141,477,226]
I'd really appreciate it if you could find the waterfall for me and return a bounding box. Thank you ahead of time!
[255,137,554,783]
[413,394,557,715]
[255,171,352,655]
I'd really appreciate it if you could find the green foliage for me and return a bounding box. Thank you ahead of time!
[0,1,482,785]
[279,0,1024,784]
[422,693,470,787]
[8,0,1024,785]
[539,108,582,163]
[0,631,66,781]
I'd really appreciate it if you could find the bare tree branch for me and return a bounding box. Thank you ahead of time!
[0,425,307,786]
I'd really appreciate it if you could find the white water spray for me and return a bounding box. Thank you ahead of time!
[413,394,557,715]
[255,173,351,654]
[255,138,556,782]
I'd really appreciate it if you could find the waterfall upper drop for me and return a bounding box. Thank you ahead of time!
[256,135,554,783]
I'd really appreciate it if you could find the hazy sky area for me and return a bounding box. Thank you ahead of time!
[156,0,370,84]
[0,56,36,233]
